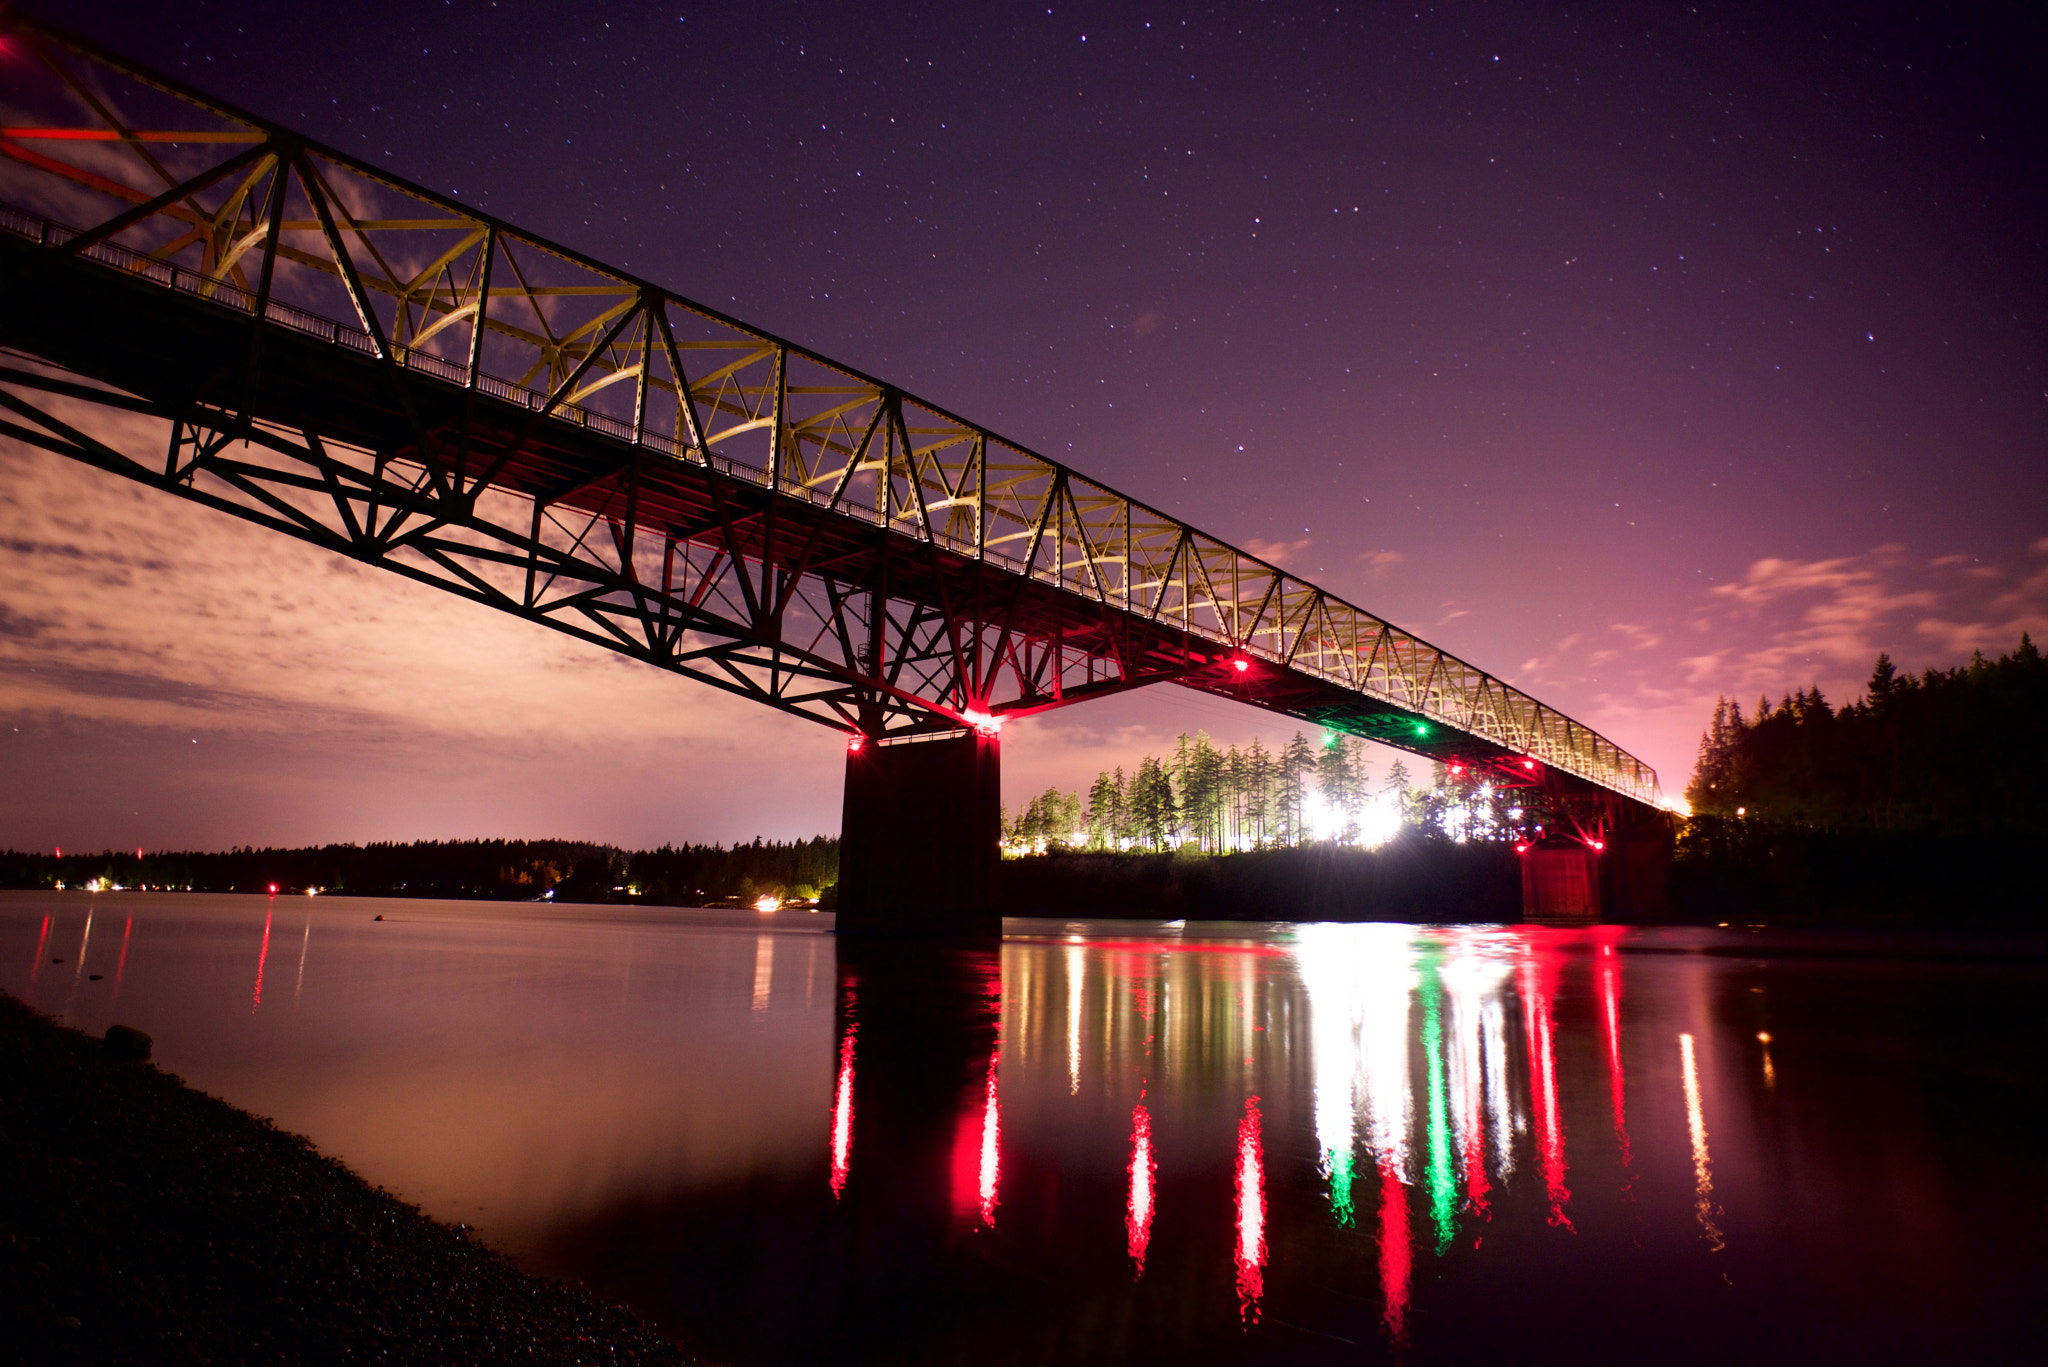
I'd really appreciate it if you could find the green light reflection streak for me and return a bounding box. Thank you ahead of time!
[1421,953,1456,1254]
[1325,1145,1356,1226]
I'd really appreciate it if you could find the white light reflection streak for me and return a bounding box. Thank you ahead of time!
[1066,941,1084,1094]
[1357,925,1415,1178]
[1293,924,1368,1225]
[1295,924,1413,1341]
[1483,997,1517,1183]
[1442,930,1511,1220]
[1678,1032,1725,1251]
[751,934,774,1011]
[293,913,312,1000]
[62,909,95,1013]
[73,909,94,985]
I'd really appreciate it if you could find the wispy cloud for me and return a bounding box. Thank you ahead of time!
[1243,535,1312,566]
[1530,540,2048,792]
[1610,622,1662,650]
[0,434,846,844]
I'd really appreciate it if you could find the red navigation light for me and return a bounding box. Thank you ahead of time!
[1516,843,1531,855]
[1590,840,1606,852]
[847,733,865,754]
[1450,764,1464,776]
[1232,657,1250,673]
[267,883,278,895]
[1522,759,1536,770]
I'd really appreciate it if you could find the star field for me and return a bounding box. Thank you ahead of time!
[0,0,2041,846]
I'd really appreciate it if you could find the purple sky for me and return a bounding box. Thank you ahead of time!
[2,0,2043,851]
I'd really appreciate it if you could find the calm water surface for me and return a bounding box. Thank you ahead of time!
[3,891,2040,1365]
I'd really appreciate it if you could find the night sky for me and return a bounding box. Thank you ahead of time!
[2,0,2042,850]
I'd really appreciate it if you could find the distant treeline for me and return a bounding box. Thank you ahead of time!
[0,837,839,905]
[1672,635,2044,924]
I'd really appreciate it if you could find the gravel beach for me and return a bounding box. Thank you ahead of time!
[0,989,702,1365]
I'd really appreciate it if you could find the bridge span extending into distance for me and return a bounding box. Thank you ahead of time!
[0,18,1667,931]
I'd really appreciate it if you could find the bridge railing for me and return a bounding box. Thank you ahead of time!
[0,21,1661,806]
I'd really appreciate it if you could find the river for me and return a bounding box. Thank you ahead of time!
[3,890,2039,1364]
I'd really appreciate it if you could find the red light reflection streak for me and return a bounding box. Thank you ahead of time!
[1127,1099,1156,1273]
[1518,937,1573,1229]
[978,1049,1002,1226]
[251,907,272,1013]
[29,915,50,985]
[1377,1155,1411,1342]
[1234,1096,1266,1324]
[112,916,133,1005]
[1594,934,1633,1174]
[1459,1016,1490,1222]
[830,1017,856,1199]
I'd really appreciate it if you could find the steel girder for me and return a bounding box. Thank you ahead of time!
[0,16,1662,806]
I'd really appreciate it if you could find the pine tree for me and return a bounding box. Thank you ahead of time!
[1086,770,1123,849]
[1131,755,1176,850]
[1277,732,1316,845]
[1867,652,1898,710]
[1244,738,1275,847]
[1316,732,1362,842]
[1223,744,1247,850]
[1182,731,1226,850]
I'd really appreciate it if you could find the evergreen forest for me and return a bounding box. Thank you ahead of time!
[1685,635,2045,836]
[0,837,837,905]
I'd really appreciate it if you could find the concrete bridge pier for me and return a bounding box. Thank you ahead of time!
[1521,843,1604,920]
[836,730,1002,938]
[1520,815,1674,922]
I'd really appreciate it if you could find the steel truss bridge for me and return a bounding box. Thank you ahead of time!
[0,18,1661,837]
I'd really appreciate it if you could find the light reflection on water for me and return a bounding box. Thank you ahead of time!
[2,891,2041,1365]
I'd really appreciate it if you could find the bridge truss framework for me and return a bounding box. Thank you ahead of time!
[0,17,1660,812]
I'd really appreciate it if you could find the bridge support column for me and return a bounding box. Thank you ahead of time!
[1602,822,1674,920]
[1520,818,1673,922]
[1521,844,1602,920]
[837,730,1001,938]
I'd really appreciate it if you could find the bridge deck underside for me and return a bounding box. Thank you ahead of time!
[1,235,1612,793]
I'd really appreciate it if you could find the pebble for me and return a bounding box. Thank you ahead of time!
[103,1024,153,1061]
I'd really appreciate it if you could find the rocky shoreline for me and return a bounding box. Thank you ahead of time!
[0,990,701,1365]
